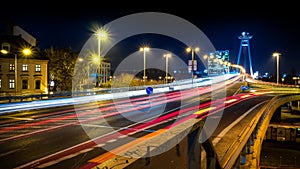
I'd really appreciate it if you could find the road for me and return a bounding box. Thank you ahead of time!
[0,79,275,169]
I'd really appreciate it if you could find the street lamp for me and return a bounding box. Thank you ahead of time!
[78,54,101,88]
[140,47,150,86]
[95,29,108,85]
[163,53,172,84]
[273,52,281,85]
[186,47,200,86]
[91,54,100,87]
[203,54,210,76]
[1,48,32,95]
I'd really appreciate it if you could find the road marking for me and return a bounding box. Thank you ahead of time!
[107,139,117,143]
[94,143,106,147]
[118,135,127,139]
[80,124,116,129]
[0,149,20,158]
[212,100,268,146]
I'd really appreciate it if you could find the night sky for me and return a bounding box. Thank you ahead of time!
[1,1,299,75]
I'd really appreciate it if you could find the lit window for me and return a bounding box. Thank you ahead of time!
[9,64,15,71]
[9,79,15,89]
[35,80,41,89]
[0,79,2,89]
[35,65,41,72]
[22,79,28,89]
[22,64,28,72]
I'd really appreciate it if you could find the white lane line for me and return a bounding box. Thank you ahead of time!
[94,143,106,147]
[118,135,127,139]
[212,100,268,146]
[80,124,116,129]
[0,149,20,158]
[107,139,117,143]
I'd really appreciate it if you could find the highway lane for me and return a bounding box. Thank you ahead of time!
[0,88,212,169]
[0,80,251,169]
[79,93,275,169]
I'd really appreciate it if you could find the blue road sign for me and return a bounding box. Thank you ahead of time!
[146,87,153,95]
[241,85,248,91]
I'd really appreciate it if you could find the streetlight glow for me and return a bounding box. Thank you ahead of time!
[273,52,281,85]
[0,49,8,54]
[163,53,172,84]
[186,47,191,53]
[22,48,32,56]
[96,30,108,40]
[140,46,150,85]
[94,27,109,86]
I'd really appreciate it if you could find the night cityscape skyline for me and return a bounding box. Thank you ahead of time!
[1,2,300,169]
[1,1,299,75]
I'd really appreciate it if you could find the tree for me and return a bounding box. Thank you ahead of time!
[45,47,78,92]
[112,73,137,87]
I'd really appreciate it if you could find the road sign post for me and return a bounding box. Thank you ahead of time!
[146,86,153,95]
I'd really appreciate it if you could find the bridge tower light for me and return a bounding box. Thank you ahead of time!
[237,32,253,77]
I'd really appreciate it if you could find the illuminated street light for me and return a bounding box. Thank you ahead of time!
[1,48,32,95]
[140,47,150,86]
[273,52,281,85]
[91,54,101,87]
[186,47,200,86]
[95,29,108,58]
[163,53,172,84]
[94,28,108,85]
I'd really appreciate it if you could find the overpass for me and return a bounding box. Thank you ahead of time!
[80,81,300,169]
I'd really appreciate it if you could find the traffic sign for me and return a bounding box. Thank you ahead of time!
[241,85,248,91]
[146,87,153,95]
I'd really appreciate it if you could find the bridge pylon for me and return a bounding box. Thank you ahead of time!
[237,32,253,77]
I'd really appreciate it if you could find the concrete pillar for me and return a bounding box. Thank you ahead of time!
[188,128,201,169]
[202,140,221,169]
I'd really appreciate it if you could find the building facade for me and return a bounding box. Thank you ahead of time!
[98,58,111,85]
[0,24,49,96]
[0,57,48,95]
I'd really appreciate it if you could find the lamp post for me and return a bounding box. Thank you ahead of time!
[203,54,210,76]
[273,52,281,85]
[1,48,31,95]
[92,54,100,87]
[95,29,108,86]
[186,47,200,86]
[163,53,171,84]
[140,47,150,86]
